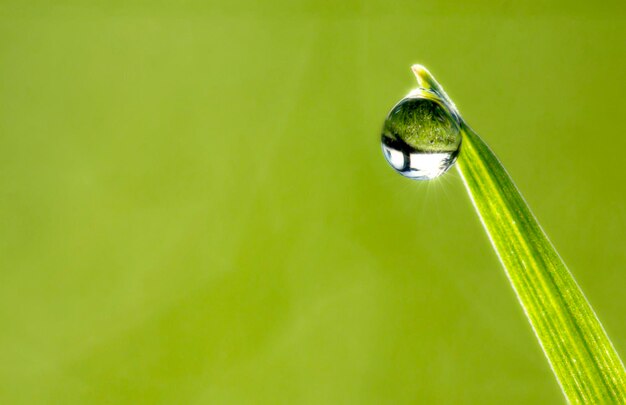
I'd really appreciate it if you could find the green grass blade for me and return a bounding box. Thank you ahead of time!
[456,124,626,403]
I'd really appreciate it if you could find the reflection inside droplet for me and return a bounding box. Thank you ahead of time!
[381,94,462,180]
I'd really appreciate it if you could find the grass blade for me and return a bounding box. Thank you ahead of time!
[456,123,626,403]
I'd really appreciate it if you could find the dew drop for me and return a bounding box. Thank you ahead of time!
[381,93,462,180]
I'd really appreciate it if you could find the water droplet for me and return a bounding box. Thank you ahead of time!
[381,83,462,180]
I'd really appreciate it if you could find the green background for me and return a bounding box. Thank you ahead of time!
[1,0,625,403]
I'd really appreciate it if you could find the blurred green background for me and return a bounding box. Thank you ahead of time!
[1,0,625,403]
